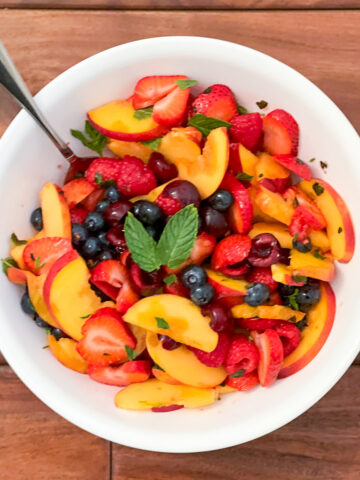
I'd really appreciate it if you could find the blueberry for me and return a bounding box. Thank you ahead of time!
[71,223,88,246]
[245,282,270,306]
[30,207,43,231]
[97,231,110,247]
[51,328,65,340]
[21,292,35,315]
[145,224,158,239]
[208,189,234,212]
[279,283,295,297]
[95,200,110,213]
[98,250,114,262]
[190,283,215,306]
[82,237,102,258]
[181,265,207,289]
[85,212,105,233]
[296,284,321,306]
[33,315,50,329]
[132,200,164,226]
[293,237,312,253]
[105,186,121,203]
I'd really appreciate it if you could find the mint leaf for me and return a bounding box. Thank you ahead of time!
[153,363,164,371]
[293,233,299,242]
[312,182,324,196]
[237,105,248,115]
[94,172,116,188]
[157,205,198,269]
[320,161,328,172]
[229,368,245,378]
[155,317,169,330]
[80,314,91,320]
[309,157,316,163]
[236,172,253,182]
[313,248,326,260]
[163,274,177,286]
[288,316,297,323]
[292,275,307,283]
[256,100,268,109]
[141,137,163,150]
[1,257,18,276]
[11,233,27,246]
[124,212,161,272]
[287,289,299,310]
[133,106,153,120]
[176,79,198,90]
[125,345,138,361]
[71,120,107,156]
[188,114,232,136]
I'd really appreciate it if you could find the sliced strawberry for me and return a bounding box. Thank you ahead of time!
[225,334,259,375]
[90,260,127,300]
[229,142,243,174]
[283,186,326,229]
[191,84,237,121]
[289,206,324,241]
[274,154,311,180]
[251,329,284,387]
[130,262,163,295]
[163,276,190,298]
[221,172,253,234]
[263,109,299,156]
[237,317,279,330]
[229,113,263,152]
[226,371,259,391]
[23,237,73,275]
[246,267,278,293]
[153,86,190,127]
[211,234,252,272]
[132,75,188,110]
[81,188,105,211]
[62,178,96,208]
[77,307,136,366]
[116,281,139,314]
[70,206,89,224]
[189,333,230,368]
[88,360,151,386]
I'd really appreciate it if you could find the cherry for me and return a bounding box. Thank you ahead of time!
[200,205,229,238]
[104,199,132,226]
[201,301,230,333]
[162,180,201,209]
[106,226,127,254]
[247,233,281,267]
[148,152,178,183]
[157,335,180,350]
[130,262,163,294]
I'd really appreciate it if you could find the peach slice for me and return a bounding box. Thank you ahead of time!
[27,272,58,328]
[256,153,291,193]
[123,294,218,352]
[298,179,355,263]
[62,178,95,208]
[7,267,27,285]
[279,282,335,378]
[43,251,109,340]
[129,324,147,357]
[107,139,153,162]
[146,332,227,388]
[289,249,335,282]
[152,367,182,385]
[239,144,258,180]
[215,384,237,396]
[10,230,45,270]
[248,187,277,223]
[87,99,168,141]
[114,378,216,410]
[271,264,305,287]
[48,334,88,374]
[158,127,229,198]
[130,179,177,203]
[40,183,71,239]
[232,304,305,322]
[255,186,294,225]
[206,268,248,297]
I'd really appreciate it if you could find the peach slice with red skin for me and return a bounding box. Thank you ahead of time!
[62,178,95,208]
[7,267,27,285]
[289,249,335,282]
[27,272,58,328]
[232,303,306,322]
[271,263,306,287]
[88,98,168,142]
[255,186,295,225]
[206,268,248,297]
[23,237,73,276]
[107,139,153,163]
[48,334,88,374]
[152,367,182,385]
[298,179,355,263]
[10,230,45,270]
[229,143,258,181]
[40,183,71,239]
[256,153,291,193]
[279,282,335,378]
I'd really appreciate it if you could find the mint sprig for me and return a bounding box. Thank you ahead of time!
[155,317,169,330]
[133,106,153,120]
[163,274,177,286]
[11,233,27,246]
[188,114,232,136]
[125,345,138,361]
[141,137,163,150]
[71,120,107,156]
[176,79,198,90]
[1,257,18,276]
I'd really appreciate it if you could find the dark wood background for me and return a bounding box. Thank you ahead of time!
[0,2,359,478]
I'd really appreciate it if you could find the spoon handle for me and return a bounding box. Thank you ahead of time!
[0,41,74,160]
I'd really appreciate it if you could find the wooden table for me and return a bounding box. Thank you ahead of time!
[0,2,359,478]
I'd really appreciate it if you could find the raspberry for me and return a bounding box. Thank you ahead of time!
[225,334,260,375]
[211,234,252,272]
[226,371,259,391]
[116,156,157,197]
[189,333,230,367]
[85,158,122,187]
[246,267,278,293]
[156,194,182,216]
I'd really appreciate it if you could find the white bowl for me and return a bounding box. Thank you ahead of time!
[0,37,359,453]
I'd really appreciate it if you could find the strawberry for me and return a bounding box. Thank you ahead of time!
[77,307,136,366]
[229,142,242,174]
[246,267,278,293]
[229,113,263,152]
[153,87,190,127]
[237,317,279,330]
[274,154,312,181]
[283,186,326,229]
[88,360,151,386]
[132,75,188,110]
[70,206,88,224]
[85,158,122,187]
[116,281,139,314]
[226,371,259,391]
[263,109,299,156]
[220,172,253,234]
[225,334,259,375]
[251,329,284,387]
[191,84,237,121]
[274,322,301,357]
[116,156,157,197]
[211,234,252,272]
[219,262,249,277]
[90,260,128,300]
[81,188,105,211]
[164,276,190,298]
[62,178,95,208]
[130,262,163,295]
[156,194,182,216]
[289,206,324,241]
[23,237,73,276]
[189,333,230,368]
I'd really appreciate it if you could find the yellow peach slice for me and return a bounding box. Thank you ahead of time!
[107,139,153,162]
[146,332,227,388]
[129,324,147,357]
[290,249,335,282]
[114,378,216,410]
[206,269,248,296]
[239,144,258,181]
[40,183,71,239]
[123,294,218,352]
[130,179,177,203]
[255,186,294,225]
[10,230,45,269]
[152,367,182,385]
[48,335,88,374]
[232,304,305,322]
[215,384,237,396]
[26,272,58,328]
[248,186,278,223]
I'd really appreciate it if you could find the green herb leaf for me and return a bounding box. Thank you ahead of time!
[296,318,308,331]
[157,205,198,269]
[309,157,316,163]
[176,79,198,90]
[258,173,264,178]
[220,381,226,387]
[45,328,52,335]
[293,197,299,208]
[155,317,169,330]
[288,316,297,323]
[296,158,305,165]
[34,256,46,271]
[229,368,245,378]
[125,345,138,361]
[236,172,253,182]
[256,100,268,109]
[163,274,177,286]
[188,114,232,136]
[94,172,117,188]
[292,275,307,283]
[124,212,161,272]
[80,314,91,320]
[153,363,164,371]
[71,120,107,156]
[313,248,326,260]
[42,345,49,349]
[287,289,299,310]
[237,105,248,115]
[312,182,324,196]
[320,161,328,171]
[1,257,18,276]
[293,233,299,242]
[103,353,111,356]
[141,137,163,150]
[74,172,85,179]
[11,233,27,246]
[203,87,212,94]
[133,106,153,120]
[338,227,343,234]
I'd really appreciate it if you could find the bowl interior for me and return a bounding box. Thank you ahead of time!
[0,37,359,453]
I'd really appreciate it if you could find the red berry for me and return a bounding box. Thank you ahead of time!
[153,87,190,127]
[191,84,237,122]
[229,113,263,151]
[247,233,281,267]
[85,158,122,187]
[246,267,278,293]
[251,329,284,387]
[130,262,163,294]
[104,200,132,226]
[211,234,252,272]
[274,154,312,181]
[220,172,253,234]
[148,152,178,183]
[164,276,190,298]
[225,334,259,375]
[263,109,299,156]
[201,301,230,333]
[156,194,183,216]
[189,333,230,367]
[237,317,279,330]
[133,75,188,110]
[70,206,88,224]
[116,156,157,197]
[226,371,259,391]
[88,360,151,387]
[274,321,301,357]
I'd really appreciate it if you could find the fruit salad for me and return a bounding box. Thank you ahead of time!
[3,75,355,412]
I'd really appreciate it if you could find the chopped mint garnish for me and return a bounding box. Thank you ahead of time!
[155,317,169,330]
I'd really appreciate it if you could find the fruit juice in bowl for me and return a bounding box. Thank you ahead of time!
[0,37,359,453]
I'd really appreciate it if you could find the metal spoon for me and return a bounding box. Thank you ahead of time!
[0,41,94,180]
